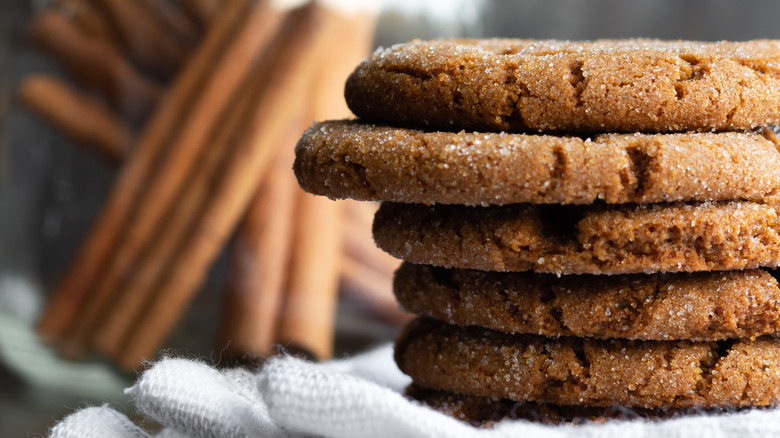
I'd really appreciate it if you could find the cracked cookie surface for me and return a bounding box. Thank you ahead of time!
[394,263,780,340]
[395,318,780,409]
[346,39,780,133]
[373,200,780,275]
[295,120,780,205]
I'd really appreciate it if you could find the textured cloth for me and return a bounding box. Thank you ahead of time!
[48,343,780,438]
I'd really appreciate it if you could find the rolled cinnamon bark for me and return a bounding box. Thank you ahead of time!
[116,2,326,370]
[339,200,406,326]
[64,0,281,354]
[273,8,377,360]
[36,0,252,347]
[276,191,343,361]
[339,255,409,326]
[138,0,200,47]
[175,0,219,30]
[90,4,285,357]
[90,0,191,78]
[89,69,264,357]
[215,121,301,363]
[28,9,162,125]
[341,200,400,277]
[18,74,133,163]
[53,0,122,50]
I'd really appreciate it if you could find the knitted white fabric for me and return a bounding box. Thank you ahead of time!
[48,343,780,438]
[48,406,149,438]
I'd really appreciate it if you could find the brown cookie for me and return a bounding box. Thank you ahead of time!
[407,384,716,427]
[346,39,780,133]
[394,263,780,341]
[373,200,780,275]
[294,121,780,206]
[395,318,780,409]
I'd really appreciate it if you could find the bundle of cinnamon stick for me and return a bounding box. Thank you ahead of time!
[22,0,407,371]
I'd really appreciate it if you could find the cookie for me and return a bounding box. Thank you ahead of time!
[395,318,780,409]
[407,384,709,427]
[294,121,780,206]
[373,200,780,275]
[394,263,780,341]
[345,39,780,133]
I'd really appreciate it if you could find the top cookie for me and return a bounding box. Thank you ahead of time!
[346,39,780,133]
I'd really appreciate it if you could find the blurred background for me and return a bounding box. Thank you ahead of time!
[4,0,780,436]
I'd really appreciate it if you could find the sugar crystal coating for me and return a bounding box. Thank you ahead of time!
[347,39,780,133]
[295,120,780,206]
[319,37,780,416]
[374,199,780,275]
[395,318,780,409]
[394,263,780,340]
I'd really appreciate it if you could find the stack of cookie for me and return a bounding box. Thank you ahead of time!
[295,39,780,423]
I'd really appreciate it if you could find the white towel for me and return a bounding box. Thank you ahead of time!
[47,343,780,438]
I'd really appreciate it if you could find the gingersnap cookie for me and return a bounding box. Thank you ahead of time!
[294,121,780,206]
[373,200,780,275]
[407,384,700,427]
[346,39,780,133]
[394,264,780,341]
[395,318,780,409]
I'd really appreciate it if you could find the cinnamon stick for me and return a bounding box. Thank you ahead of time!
[214,7,378,365]
[215,122,301,363]
[175,0,218,30]
[54,0,121,49]
[90,0,191,79]
[28,9,162,125]
[36,0,252,346]
[309,9,375,120]
[273,8,376,361]
[341,200,400,276]
[339,200,403,325]
[90,63,264,357]
[138,0,200,47]
[340,255,410,326]
[277,192,343,361]
[18,74,133,164]
[115,3,326,370]
[63,0,281,353]
[90,3,285,357]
